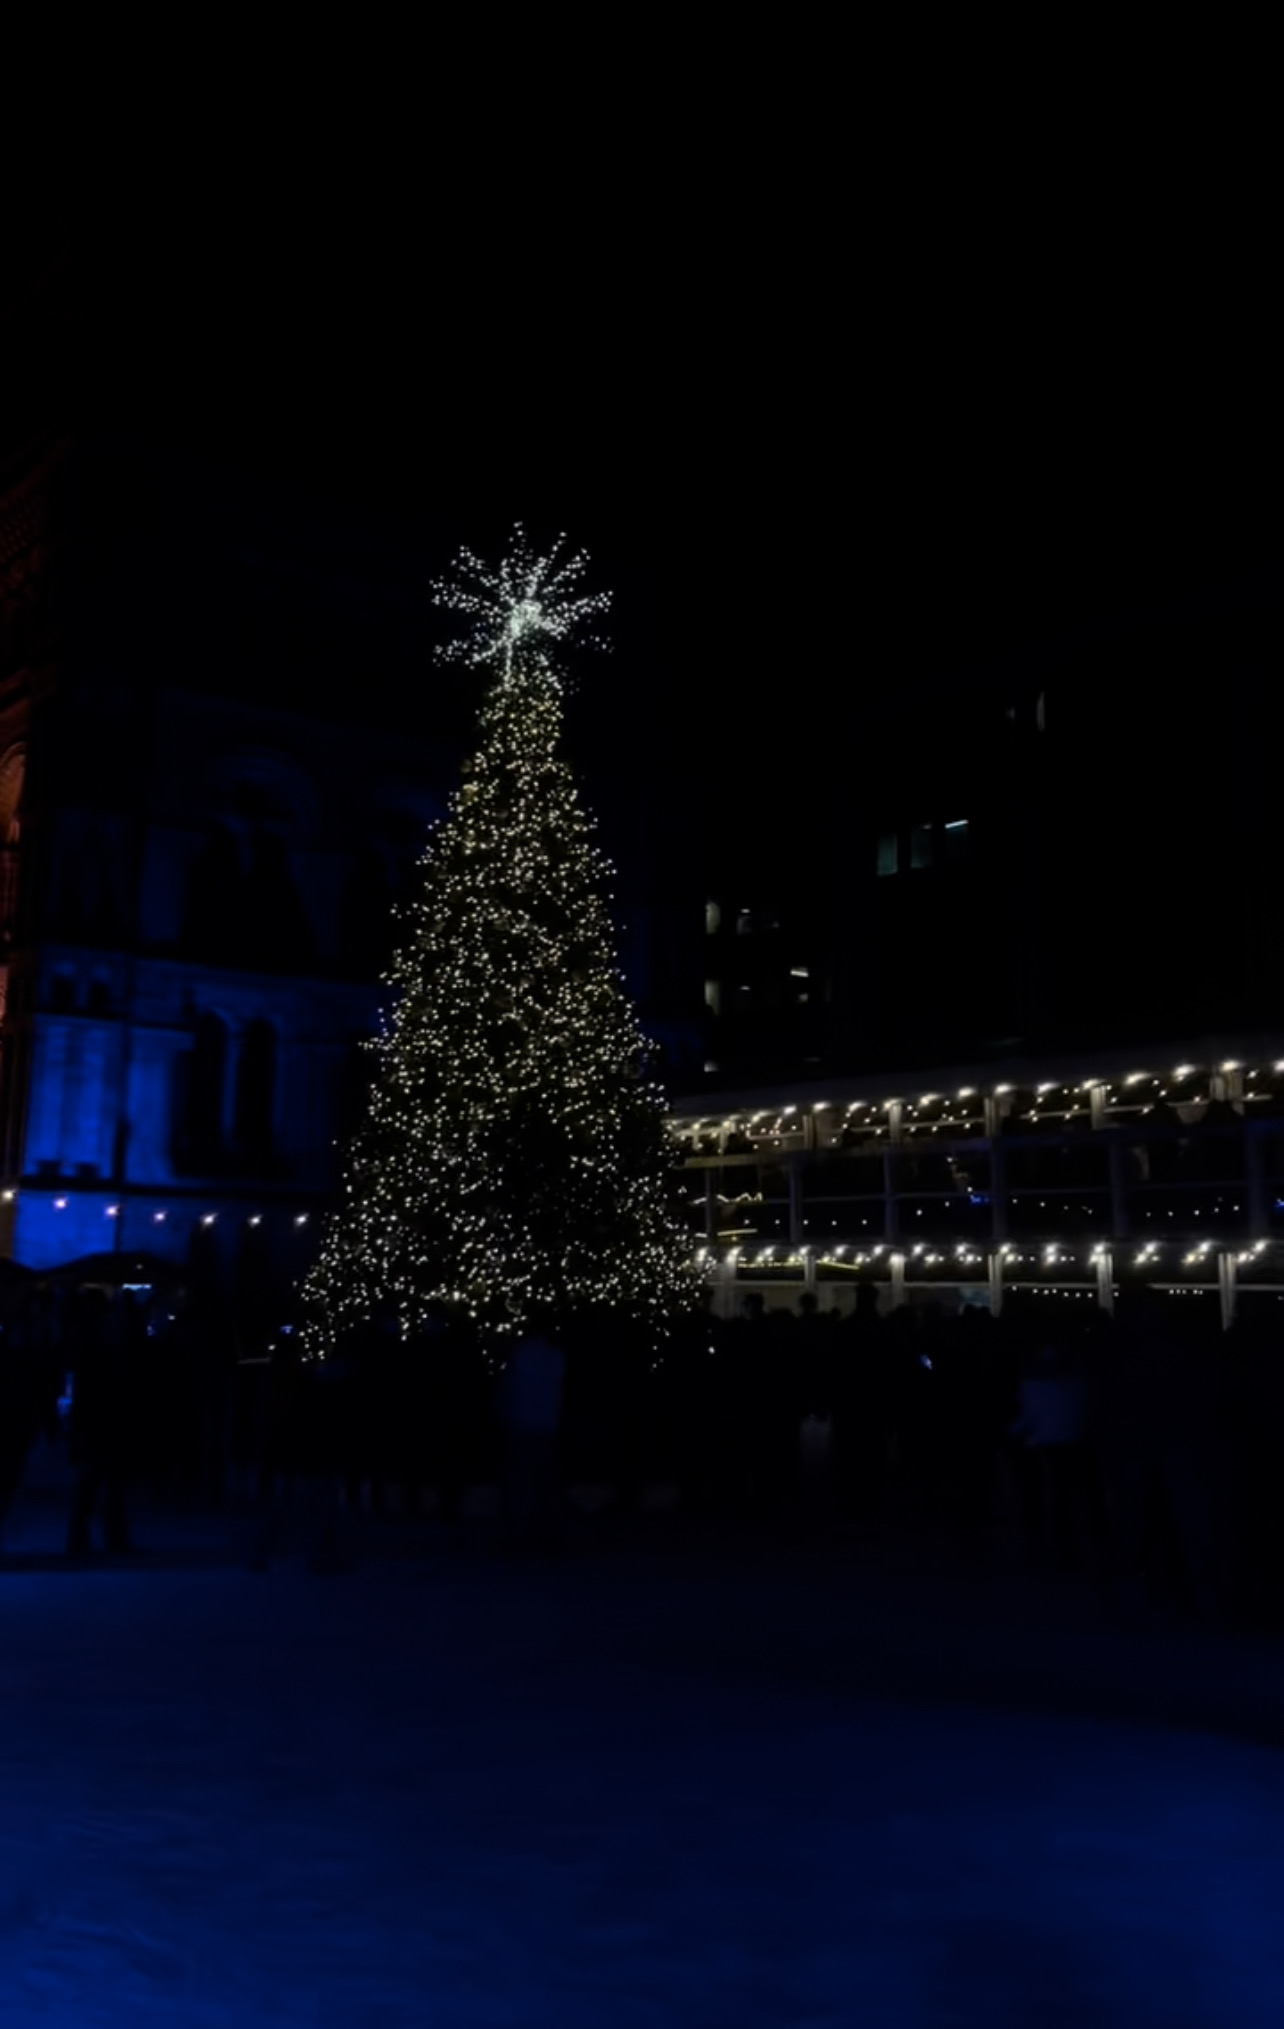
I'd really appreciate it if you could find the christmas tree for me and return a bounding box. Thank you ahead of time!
[302,529,696,1352]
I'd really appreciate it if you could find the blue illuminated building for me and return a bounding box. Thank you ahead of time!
[0,435,459,1300]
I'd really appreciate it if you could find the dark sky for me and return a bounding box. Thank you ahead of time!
[10,168,1275,759]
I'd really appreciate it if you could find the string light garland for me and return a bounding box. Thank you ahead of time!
[301,530,697,1356]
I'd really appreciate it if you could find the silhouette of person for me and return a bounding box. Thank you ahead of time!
[1,1289,61,1549]
[66,1290,146,1556]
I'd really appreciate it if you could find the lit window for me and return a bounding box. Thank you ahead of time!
[944,818,969,862]
[705,900,721,935]
[910,825,933,870]
[876,834,898,877]
[704,979,722,1016]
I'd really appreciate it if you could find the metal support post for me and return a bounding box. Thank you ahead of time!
[788,1158,804,1247]
[883,1149,900,1244]
[1217,1247,1237,1334]
[889,1249,906,1310]
[989,1139,1007,1244]
[716,1249,739,1321]
[987,1249,1004,1318]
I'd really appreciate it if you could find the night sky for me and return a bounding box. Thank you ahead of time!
[7,171,1273,776]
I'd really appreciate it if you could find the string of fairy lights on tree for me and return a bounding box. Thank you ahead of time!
[301,527,698,1353]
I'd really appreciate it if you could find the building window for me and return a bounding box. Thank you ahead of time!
[172,1012,228,1172]
[704,979,722,1016]
[233,1020,276,1170]
[876,834,898,877]
[705,900,721,935]
[944,818,970,863]
[910,824,933,870]
[189,1013,228,1163]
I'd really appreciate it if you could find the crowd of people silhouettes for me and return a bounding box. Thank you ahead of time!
[2,1269,1282,1628]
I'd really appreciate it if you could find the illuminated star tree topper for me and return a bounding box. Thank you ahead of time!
[431,524,611,684]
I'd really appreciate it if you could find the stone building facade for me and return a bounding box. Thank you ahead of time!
[0,437,453,1304]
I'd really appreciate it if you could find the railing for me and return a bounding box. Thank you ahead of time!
[673,1061,1284,1322]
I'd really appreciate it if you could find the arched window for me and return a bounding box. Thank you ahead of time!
[190,1013,228,1155]
[172,1012,228,1172]
[233,1019,276,1169]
